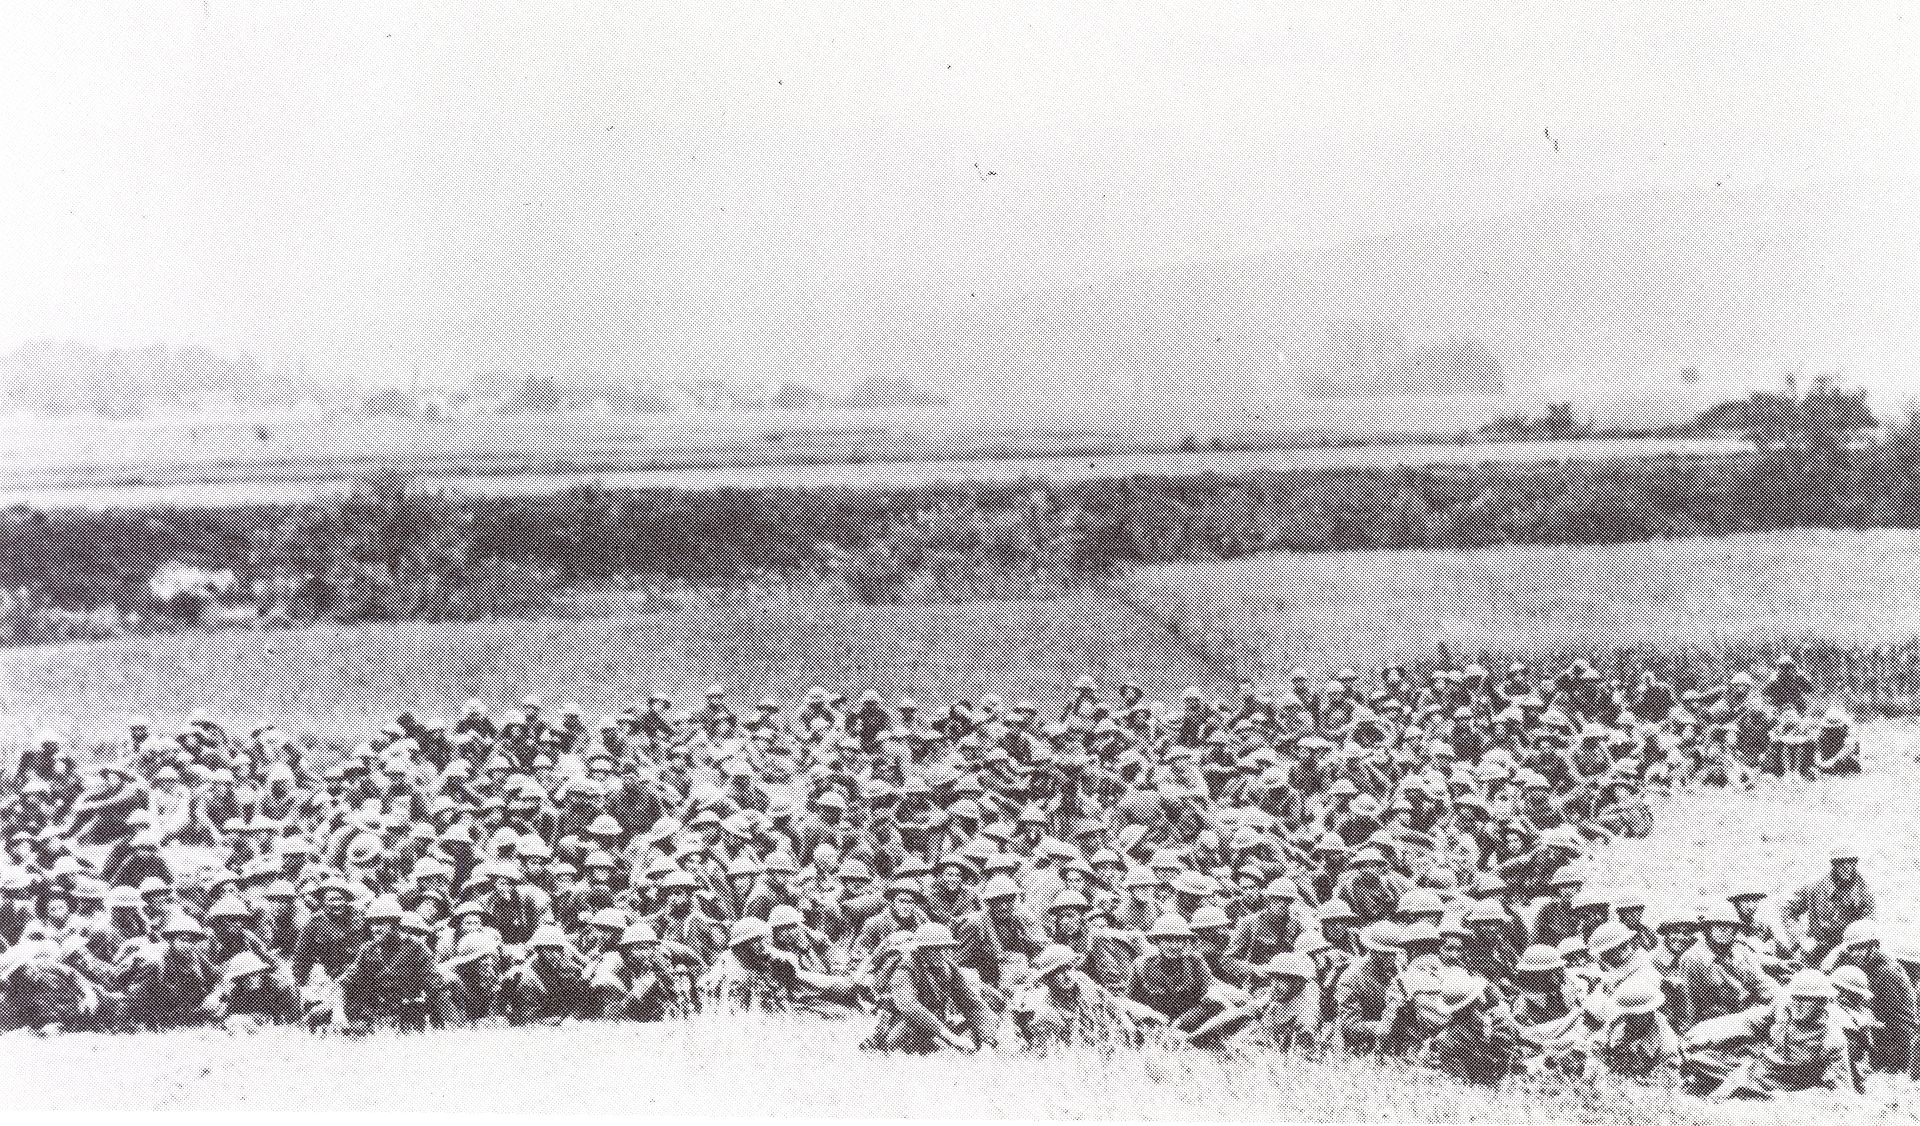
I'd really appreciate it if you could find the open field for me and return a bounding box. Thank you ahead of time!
[4,527,1917,747]
[1138,527,1920,667]
[0,392,1705,479]
[4,1005,1910,1120]
[0,431,1731,511]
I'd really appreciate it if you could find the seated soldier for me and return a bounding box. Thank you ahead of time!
[1684,970,1858,1100]
[876,922,997,1053]
[0,931,111,1033]
[1179,951,1322,1052]
[1580,980,1683,1083]
[123,911,221,1031]
[1125,914,1219,1033]
[339,896,439,1032]
[591,920,700,1021]
[208,950,301,1031]
[501,925,596,1025]
[1421,972,1525,1086]
[1010,943,1137,1050]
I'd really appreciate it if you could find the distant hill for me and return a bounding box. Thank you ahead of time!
[883,178,1918,414]
[8,180,1912,426]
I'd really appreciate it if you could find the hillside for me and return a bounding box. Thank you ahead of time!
[8,181,1909,428]
[896,178,1919,417]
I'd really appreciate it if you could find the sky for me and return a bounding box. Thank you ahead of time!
[0,2,1914,387]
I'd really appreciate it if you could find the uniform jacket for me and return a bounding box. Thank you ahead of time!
[1125,949,1214,1019]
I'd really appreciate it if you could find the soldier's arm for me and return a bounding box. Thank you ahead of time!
[1375,980,1409,1050]
[886,974,952,1040]
[1683,1004,1770,1048]
[1495,853,1533,887]
[954,970,998,1046]
[1178,996,1259,1044]
[1222,918,1257,966]
[336,950,374,1022]
[289,926,318,986]
[1779,884,1810,924]
[1335,973,1375,1037]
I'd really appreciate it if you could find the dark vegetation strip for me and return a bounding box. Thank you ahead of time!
[2,427,1918,639]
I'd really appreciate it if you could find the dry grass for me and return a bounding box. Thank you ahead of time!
[0,593,1229,747]
[0,395,1628,480]
[1592,721,1920,942]
[1138,527,1920,672]
[4,527,1917,747]
[5,1009,1909,1120]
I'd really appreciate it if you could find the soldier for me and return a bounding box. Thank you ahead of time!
[1813,707,1863,775]
[700,917,803,1013]
[1684,969,1856,1099]
[208,950,301,1030]
[1761,655,1813,715]
[1459,899,1520,984]
[1421,972,1523,1085]
[1180,951,1322,1051]
[1223,877,1308,980]
[743,850,803,921]
[1507,942,1578,1033]
[438,922,502,1023]
[501,925,594,1025]
[1581,979,1682,1082]
[1648,914,1699,1028]
[291,875,365,994]
[690,686,736,739]
[1530,866,1587,949]
[1336,921,1401,1052]
[1125,914,1218,1032]
[1114,867,1165,933]
[1820,920,1917,1076]
[876,922,997,1053]
[1188,904,1237,984]
[204,893,273,971]
[0,932,108,1033]
[60,760,152,848]
[123,910,221,1030]
[1677,902,1775,1027]
[643,869,726,966]
[955,873,1047,992]
[1782,842,1875,966]
[483,860,554,949]
[1333,847,1409,925]
[1042,889,1129,991]
[853,877,930,963]
[924,855,983,927]
[1378,920,1451,1055]
[1010,943,1137,1050]
[1828,965,1879,1087]
[574,906,629,962]
[340,896,438,1031]
[592,921,699,1021]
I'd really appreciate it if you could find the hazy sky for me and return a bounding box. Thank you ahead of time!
[1,2,1914,381]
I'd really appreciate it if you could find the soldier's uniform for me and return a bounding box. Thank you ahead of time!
[124,921,221,1030]
[341,924,439,1029]
[878,924,997,1052]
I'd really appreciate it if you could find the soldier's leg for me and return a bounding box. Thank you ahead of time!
[1172,999,1224,1034]
[591,983,628,1021]
[1870,1026,1911,1077]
